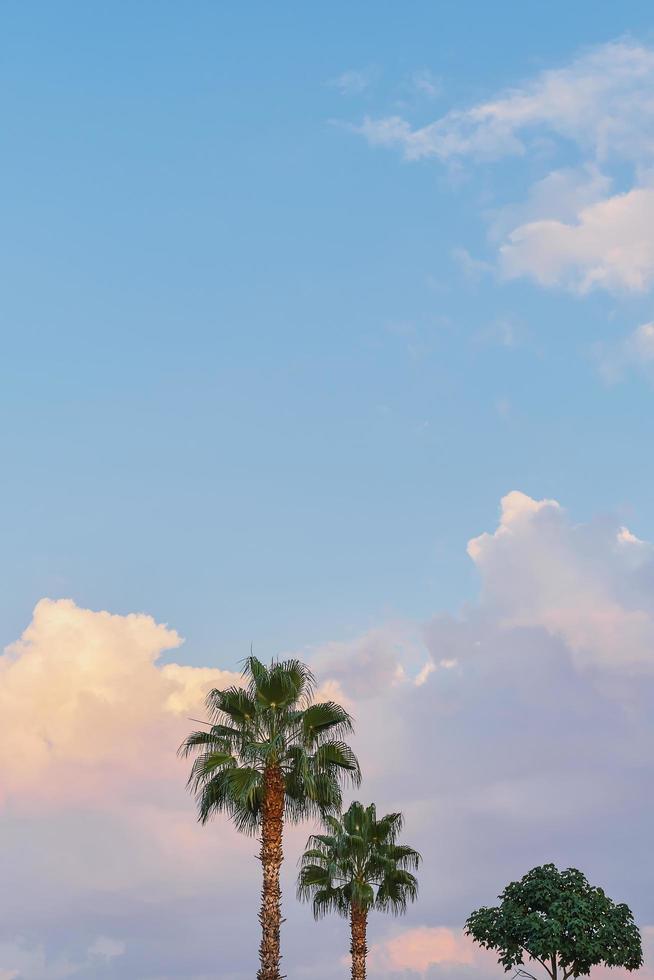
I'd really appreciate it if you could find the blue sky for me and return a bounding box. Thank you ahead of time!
[4,1,654,665]
[6,5,654,978]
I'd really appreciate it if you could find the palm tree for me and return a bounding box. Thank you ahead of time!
[298,802,421,980]
[179,655,361,980]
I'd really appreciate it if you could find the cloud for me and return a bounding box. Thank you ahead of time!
[329,69,373,96]
[411,69,441,100]
[467,490,654,671]
[488,166,613,241]
[0,936,125,980]
[596,320,654,382]
[0,598,256,979]
[307,622,428,697]
[0,598,239,807]
[312,490,654,978]
[500,186,654,292]
[368,926,654,979]
[356,40,654,295]
[369,927,479,972]
[6,493,654,977]
[451,247,494,283]
[358,40,654,164]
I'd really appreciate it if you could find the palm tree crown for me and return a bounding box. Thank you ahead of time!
[179,655,361,829]
[298,801,421,917]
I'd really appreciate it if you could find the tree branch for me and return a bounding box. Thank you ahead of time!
[519,948,551,979]
[515,968,541,980]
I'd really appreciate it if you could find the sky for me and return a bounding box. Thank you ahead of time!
[3,1,654,977]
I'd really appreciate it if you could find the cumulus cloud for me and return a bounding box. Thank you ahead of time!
[0,599,255,979]
[310,491,654,978]
[6,494,654,977]
[467,490,654,671]
[0,598,239,807]
[356,40,654,295]
[500,186,654,292]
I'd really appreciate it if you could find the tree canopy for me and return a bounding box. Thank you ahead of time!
[179,655,361,831]
[298,801,421,918]
[465,864,643,980]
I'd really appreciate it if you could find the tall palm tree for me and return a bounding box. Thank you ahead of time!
[179,655,361,980]
[298,802,421,980]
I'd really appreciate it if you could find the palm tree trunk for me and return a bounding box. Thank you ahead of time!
[350,904,368,980]
[258,763,285,980]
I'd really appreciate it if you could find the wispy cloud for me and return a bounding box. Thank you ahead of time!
[595,320,654,382]
[411,68,441,99]
[357,41,654,163]
[328,68,374,96]
[356,40,654,296]
[451,246,494,283]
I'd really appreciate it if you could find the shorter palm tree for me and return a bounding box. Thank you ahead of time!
[298,801,421,980]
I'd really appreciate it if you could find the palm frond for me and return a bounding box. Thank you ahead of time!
[205,686,257,726]
[313,741,362,784]
[186,750,236,792]
[244,655,315,708]
[196,766,263,833]
[301,702,354,743]
[178,729,219,758]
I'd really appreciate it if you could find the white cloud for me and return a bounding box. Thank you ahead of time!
[358,41,654,164]
[487,165,612,242]
[356,40,654,295]
[500,186,654,292]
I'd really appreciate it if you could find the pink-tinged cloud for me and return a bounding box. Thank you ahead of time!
[370,926,480,972]
[3,493,654,978]
[500,187,654,293]
[466,490,654,672]
[0,598,239,809]
[370,926,654,979]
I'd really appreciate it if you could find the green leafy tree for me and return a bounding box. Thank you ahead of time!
[465,864,643,980]
[179,656,361,980]
[298,801,421,980]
